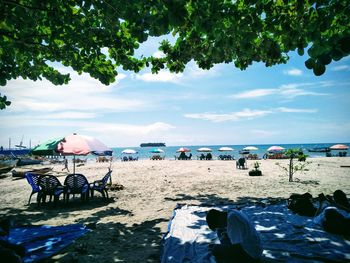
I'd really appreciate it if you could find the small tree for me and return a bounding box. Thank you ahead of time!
[249,161,262,176]
[276,149,309,182]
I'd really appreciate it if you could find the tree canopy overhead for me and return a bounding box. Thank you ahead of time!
[1,0,349,109]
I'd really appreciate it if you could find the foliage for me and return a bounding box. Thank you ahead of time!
[249,161,262,176]
[276,149,310,182]
[1,0,349,109]
[253,161,260,170]
[0,93,11,109]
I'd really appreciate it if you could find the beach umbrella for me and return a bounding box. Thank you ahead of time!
[176,147,191,152]
[218,147,234,151]
[197,147,212,152]
[57,133,112,173]
[150,148,164,153]
[122,149,138,154]
[31,137,64,156]
[330,144,349,150]
[267,146,285,152]
[243,146,258,151]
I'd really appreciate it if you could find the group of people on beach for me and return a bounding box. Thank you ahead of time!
[178,152,192,160]
[206,189,350,262]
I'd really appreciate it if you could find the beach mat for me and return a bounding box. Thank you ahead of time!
[161,202,350,262]
[7,224,89,262]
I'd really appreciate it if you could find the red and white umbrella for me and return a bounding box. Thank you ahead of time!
[57,133,112,173]
[267,146,285,152]
[330,144,349,150]
[176,147,191,152]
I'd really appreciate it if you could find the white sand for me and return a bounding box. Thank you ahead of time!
[0,157,349,262]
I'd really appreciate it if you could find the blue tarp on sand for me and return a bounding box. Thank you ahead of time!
[7,224,89,262]
[161,203,350,262]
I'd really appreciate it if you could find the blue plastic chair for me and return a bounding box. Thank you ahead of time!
[24,172,41,205]
[64,173,90,202]
[90,170,112,199]
[37,174,65,205]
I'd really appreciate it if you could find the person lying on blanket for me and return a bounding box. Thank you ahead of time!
[314,190,350,236]
[0,219,24,263]
[206,209,262,263]
[288,190,350,236]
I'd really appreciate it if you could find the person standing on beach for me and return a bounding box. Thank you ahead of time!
[62,157,69,172]
[206,209,262,263]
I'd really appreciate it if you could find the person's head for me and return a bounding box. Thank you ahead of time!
[333,190,348,205]
[206,209,227,230]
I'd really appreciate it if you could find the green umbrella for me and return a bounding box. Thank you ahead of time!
[31,137,64,156]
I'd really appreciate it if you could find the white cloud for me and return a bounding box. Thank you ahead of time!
[277,107,318,113]
[116,73,127,81]
[40,111,98,119]
[232,82,328,100]
[185,62,220,78]
[283,68,303,76]
[231,89,276,99]
[184,107,317,123]
[3,73,148,113]
[135,70,183,83]
[330,65,350,71]
[184,109,273,122]
[153,51,165,58]
[279,85,328,99]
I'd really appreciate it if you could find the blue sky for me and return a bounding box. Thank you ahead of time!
[1,36,350,148]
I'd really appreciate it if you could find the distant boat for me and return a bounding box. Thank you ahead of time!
[17,158,42,166]
[140,143,166,147]
[12,167,53,178]
[15,135,27,148]
[0,149,31,156]
[307,147,331,153]
[0,137,31,156]
[0,159,18,175]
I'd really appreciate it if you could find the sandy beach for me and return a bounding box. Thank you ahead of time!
[0,157,349,262]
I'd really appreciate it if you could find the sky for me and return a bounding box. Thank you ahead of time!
[1,36,350,148]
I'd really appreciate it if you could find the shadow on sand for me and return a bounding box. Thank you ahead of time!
[4,192,346,262]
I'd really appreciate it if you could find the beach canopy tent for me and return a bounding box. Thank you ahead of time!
[31,137,64,156]
[150,148,164,153]
[122,149,138,154]
[329,144,349,150]
[197,147,212,152]
[267,146,285,152]
[177,147,191,152]
[57,133,112,173]
[218,147,234,152]
[243,146,258,151]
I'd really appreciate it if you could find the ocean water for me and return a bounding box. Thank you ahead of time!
[108,143,350,160]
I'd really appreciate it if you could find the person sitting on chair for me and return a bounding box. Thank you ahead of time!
[206,153,213,160]
[179,151,187,160]
[206,209,262,263]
